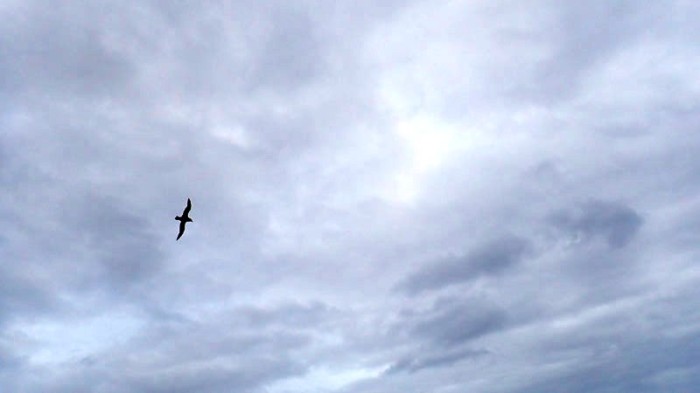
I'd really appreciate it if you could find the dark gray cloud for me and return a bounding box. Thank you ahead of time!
[399,235,532,294]
[1,1,699,392]
[550,199,643,248]
[386,347,489,374]
[409,297,508,347]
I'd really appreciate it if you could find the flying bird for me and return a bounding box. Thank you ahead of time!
[175,198,193,240]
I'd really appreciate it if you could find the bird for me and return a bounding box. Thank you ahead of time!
[175,198,193,240]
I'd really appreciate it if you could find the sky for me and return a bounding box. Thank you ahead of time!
[1,0,700,392]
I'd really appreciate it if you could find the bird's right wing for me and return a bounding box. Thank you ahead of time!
[183,198,192,215]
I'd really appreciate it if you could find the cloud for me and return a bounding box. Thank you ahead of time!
[0,2,133,99]
[386,347,489,374]
[409,296,508,347]
[398,235,532,294]
[0,268,55,327]
[1,302,334,393]
[515,286,700,393]
[1,0,699,392]
[550,199,643,248]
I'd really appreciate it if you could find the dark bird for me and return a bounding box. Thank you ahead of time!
[175,198,193,240]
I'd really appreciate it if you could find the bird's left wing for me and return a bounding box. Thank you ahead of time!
[176,220,186,240]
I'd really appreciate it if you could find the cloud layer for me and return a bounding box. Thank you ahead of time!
[1,1,700,392]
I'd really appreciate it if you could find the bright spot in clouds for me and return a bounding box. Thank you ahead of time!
[17,312,142,366]
[395,115,457,172]
[268,364,389,393]
[389,114,479,203]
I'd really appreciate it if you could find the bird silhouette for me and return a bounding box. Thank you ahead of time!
[175,198,193,240]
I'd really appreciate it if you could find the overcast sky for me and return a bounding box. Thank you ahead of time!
[1,1,700,392]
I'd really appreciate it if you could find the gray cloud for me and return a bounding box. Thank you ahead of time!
[386,347,489,374]
[410,297,508,347]
[54,193,167,307]
[399,235,532,294]
[0,268,55,326]
[250,6,322,90]
[0,3,133,99]
[550,200,643,248]
[0,302,332,393]
[517,288,700,393]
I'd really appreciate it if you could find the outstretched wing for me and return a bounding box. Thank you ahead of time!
[176,220,186,240]
[182,198,192,215]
